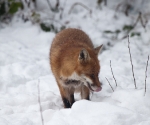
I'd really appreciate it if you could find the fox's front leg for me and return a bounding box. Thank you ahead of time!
[58,85,71,108]
[58,77,78,108]
[68,87,75,107]
[81,85,90,100]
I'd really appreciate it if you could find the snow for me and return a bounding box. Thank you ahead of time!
[49,100,149,125]
[0,0,150,125]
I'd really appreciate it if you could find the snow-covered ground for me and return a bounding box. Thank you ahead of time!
[0,0,150,125]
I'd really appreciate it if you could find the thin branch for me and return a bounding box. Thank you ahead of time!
[144,55,149,96]
[140,12,148,30]
[132,12,141,31]
[110,60,117,86]
[115,3,122,13]
[104,0,107,6]
[114,2,124,18]
[60,0,67,19]
[105,77,114,92]
[37,79,44,125]
[132,12,147,31]
[68,2,92,16]
[55,0,59,9]
[124,4,131,16]
[121,12,147,40]
[32,0,37,8]
[124,12,141,36]
[46,0,53,10]
[128,36,137,89]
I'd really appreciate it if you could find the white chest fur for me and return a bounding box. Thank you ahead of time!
[59,72,93,88]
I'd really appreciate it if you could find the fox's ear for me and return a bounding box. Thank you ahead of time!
[79,49,90,62]
[94,44,103,55]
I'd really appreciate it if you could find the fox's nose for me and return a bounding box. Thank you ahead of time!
[95,86,102,92]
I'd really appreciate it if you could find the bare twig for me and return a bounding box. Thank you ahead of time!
[104,0,107,6]
[132,12,147,31]
[46,0,53,10]
[32,0,37,8]
[110,60,117,86]
[144,55,149,96]
[37,79,44,125]
[55,0,59,9]
[124,4,131,16]
[105,77,114,92]
[114,1,131,16]
[60,0,67,19]
[123,12,141,37]
[140,12,147,30]
[128,36,137,89]
[121,12,147,40]
[69,2,92,16]
[132,12,141,31]
[114,2,126,17]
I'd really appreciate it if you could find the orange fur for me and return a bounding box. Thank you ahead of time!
[50,28,102,108]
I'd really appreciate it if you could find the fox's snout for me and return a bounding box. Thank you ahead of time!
[85,79,102,92]
[90,83,102,92]
[95,86,102,92]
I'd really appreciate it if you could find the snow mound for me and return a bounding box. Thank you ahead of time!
[49,100,149,125]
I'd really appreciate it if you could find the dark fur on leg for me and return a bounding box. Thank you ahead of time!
[62,97,71,108]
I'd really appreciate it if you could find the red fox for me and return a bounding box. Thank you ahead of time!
[50,28,102,108]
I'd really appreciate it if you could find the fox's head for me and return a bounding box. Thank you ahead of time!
[75,45,103,92]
